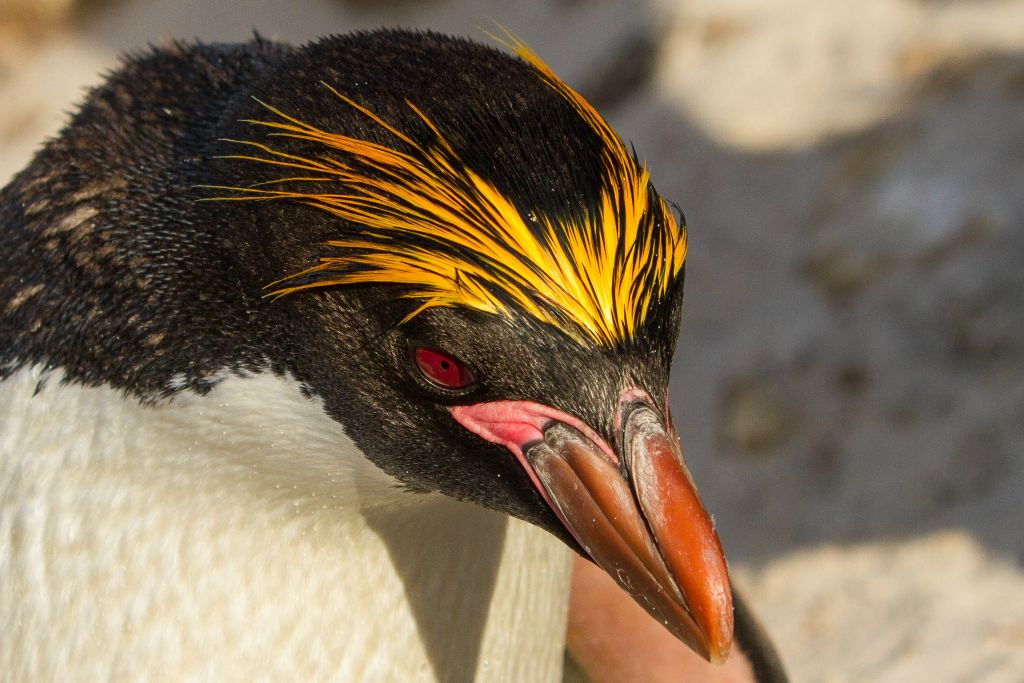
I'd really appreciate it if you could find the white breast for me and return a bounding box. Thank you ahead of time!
[0,366,572,682]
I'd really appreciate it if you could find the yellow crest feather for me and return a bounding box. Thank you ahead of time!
[210,39,687,347]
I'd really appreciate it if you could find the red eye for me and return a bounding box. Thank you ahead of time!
[413,347,475,390]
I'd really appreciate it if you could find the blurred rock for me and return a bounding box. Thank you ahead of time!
[734,531,1024,682]
[0,0,75,23]
[804,240,890,304]
[652,0,1024,150]
[722,375,796,453]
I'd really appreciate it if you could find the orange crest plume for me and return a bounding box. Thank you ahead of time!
[209,38,687,347]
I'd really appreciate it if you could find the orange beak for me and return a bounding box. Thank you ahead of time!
[452,396,733,663]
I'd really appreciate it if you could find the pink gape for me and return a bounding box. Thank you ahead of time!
[450,394,639,517]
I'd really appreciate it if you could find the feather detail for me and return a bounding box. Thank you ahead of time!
[207,42,686,347]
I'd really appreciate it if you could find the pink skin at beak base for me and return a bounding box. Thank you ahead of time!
[449,400,619,524]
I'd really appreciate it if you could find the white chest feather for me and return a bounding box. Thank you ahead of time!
[0,367,572,682]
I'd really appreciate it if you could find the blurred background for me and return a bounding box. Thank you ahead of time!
[1,0,1022,680]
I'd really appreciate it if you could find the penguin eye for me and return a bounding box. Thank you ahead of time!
[413,347,475,390]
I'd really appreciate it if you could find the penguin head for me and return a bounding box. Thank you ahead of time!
[209,30,730,663]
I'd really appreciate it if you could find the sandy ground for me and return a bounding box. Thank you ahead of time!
[1,0,1022,680]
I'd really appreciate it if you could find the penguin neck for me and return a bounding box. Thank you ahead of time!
[0,366,573,680]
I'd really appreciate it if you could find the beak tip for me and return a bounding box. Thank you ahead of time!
[683,615,732,665]
[709,633,732,666]
[706,612,734,664]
